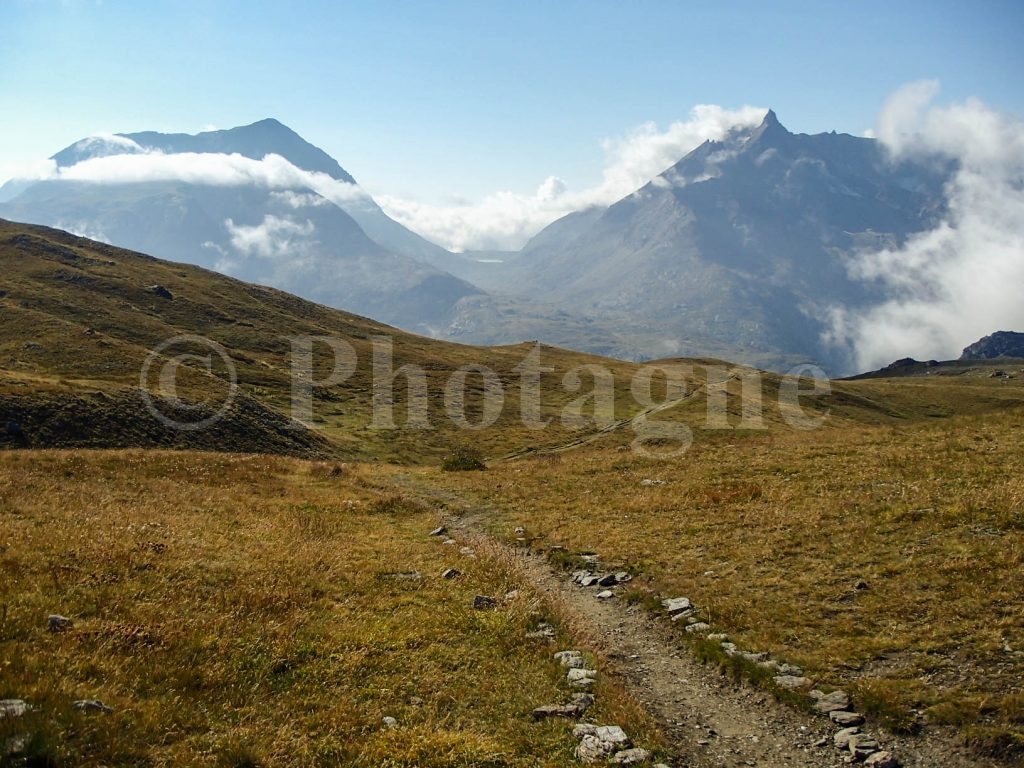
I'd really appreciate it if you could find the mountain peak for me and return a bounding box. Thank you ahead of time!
[745,108,792,147]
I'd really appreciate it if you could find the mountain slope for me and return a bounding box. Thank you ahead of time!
[488,111,951,372]
[0,120,489,335]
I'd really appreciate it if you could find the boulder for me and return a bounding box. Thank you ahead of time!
[596,590,614,600]
[473,595,497,610]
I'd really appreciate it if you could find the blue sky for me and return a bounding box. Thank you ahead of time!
[2,0,1022,205]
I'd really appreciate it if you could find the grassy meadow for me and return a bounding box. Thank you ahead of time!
[0,450,660,767]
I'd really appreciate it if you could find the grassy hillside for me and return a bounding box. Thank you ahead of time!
[4,219,1024,464]
[0,450,660,767]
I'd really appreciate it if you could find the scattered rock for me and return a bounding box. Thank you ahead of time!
[707,633,729,643]
[72,699,113,713]
[0,700,27,719]
[441,568,461,579]
[48,614,73,632]
[555,649,582,663]
[811,689,850,713]
[148,284,173,299]
[442,538,457,546]
[503,590,520,601]
[831,710,865,726]
[514,526,525,535]
[639,479,664,486]
[685,622,710,634]
[854,579,870,590]
[739,651,768,662]
[459,546,476,557]
[774,675,810,690]
[408,696,423,706]
[598,573,621,587]
[833,726,860,749]
[612,747,651,765]
[778,663,804,676]
[429,526,448,537]
[567,668,597,688]
[661,597,692,616]
[579,575,601,587]
[382,715,398,729]
[473,595,497,610]
[596,590,614,600]
[864,751,901,767]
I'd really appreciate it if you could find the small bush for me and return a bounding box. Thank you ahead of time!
[441,447,486,472]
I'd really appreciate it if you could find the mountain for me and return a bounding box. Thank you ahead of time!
[0,119,483,335]
[960,331,1024,360]
[464,110,952,372]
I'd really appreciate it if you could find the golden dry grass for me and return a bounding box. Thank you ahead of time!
[0,450,660,767]
[396,408,1024,758]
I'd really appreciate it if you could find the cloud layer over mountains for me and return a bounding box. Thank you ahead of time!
[375,105,767,251]
[827,81,1024,369]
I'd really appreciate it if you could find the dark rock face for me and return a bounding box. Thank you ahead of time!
[960,331,1024,360]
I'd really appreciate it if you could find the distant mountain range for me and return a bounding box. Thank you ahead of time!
[0,113,955,373]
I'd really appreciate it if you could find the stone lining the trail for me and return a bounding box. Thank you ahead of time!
[531,693,595,721]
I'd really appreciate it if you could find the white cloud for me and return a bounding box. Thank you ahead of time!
[377,104,767,251]
[225,214,316,259]
[4,146,369,208]
[825,81,1024,372]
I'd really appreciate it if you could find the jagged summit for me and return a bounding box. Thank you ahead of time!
[745,108,793,148]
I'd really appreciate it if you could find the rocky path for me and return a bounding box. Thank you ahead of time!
[390,475,1000,768]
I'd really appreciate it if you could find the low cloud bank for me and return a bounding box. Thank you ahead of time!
[7,148,369,205]
[826,81,1024,373]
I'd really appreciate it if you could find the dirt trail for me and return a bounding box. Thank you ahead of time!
[388,475,999,768]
